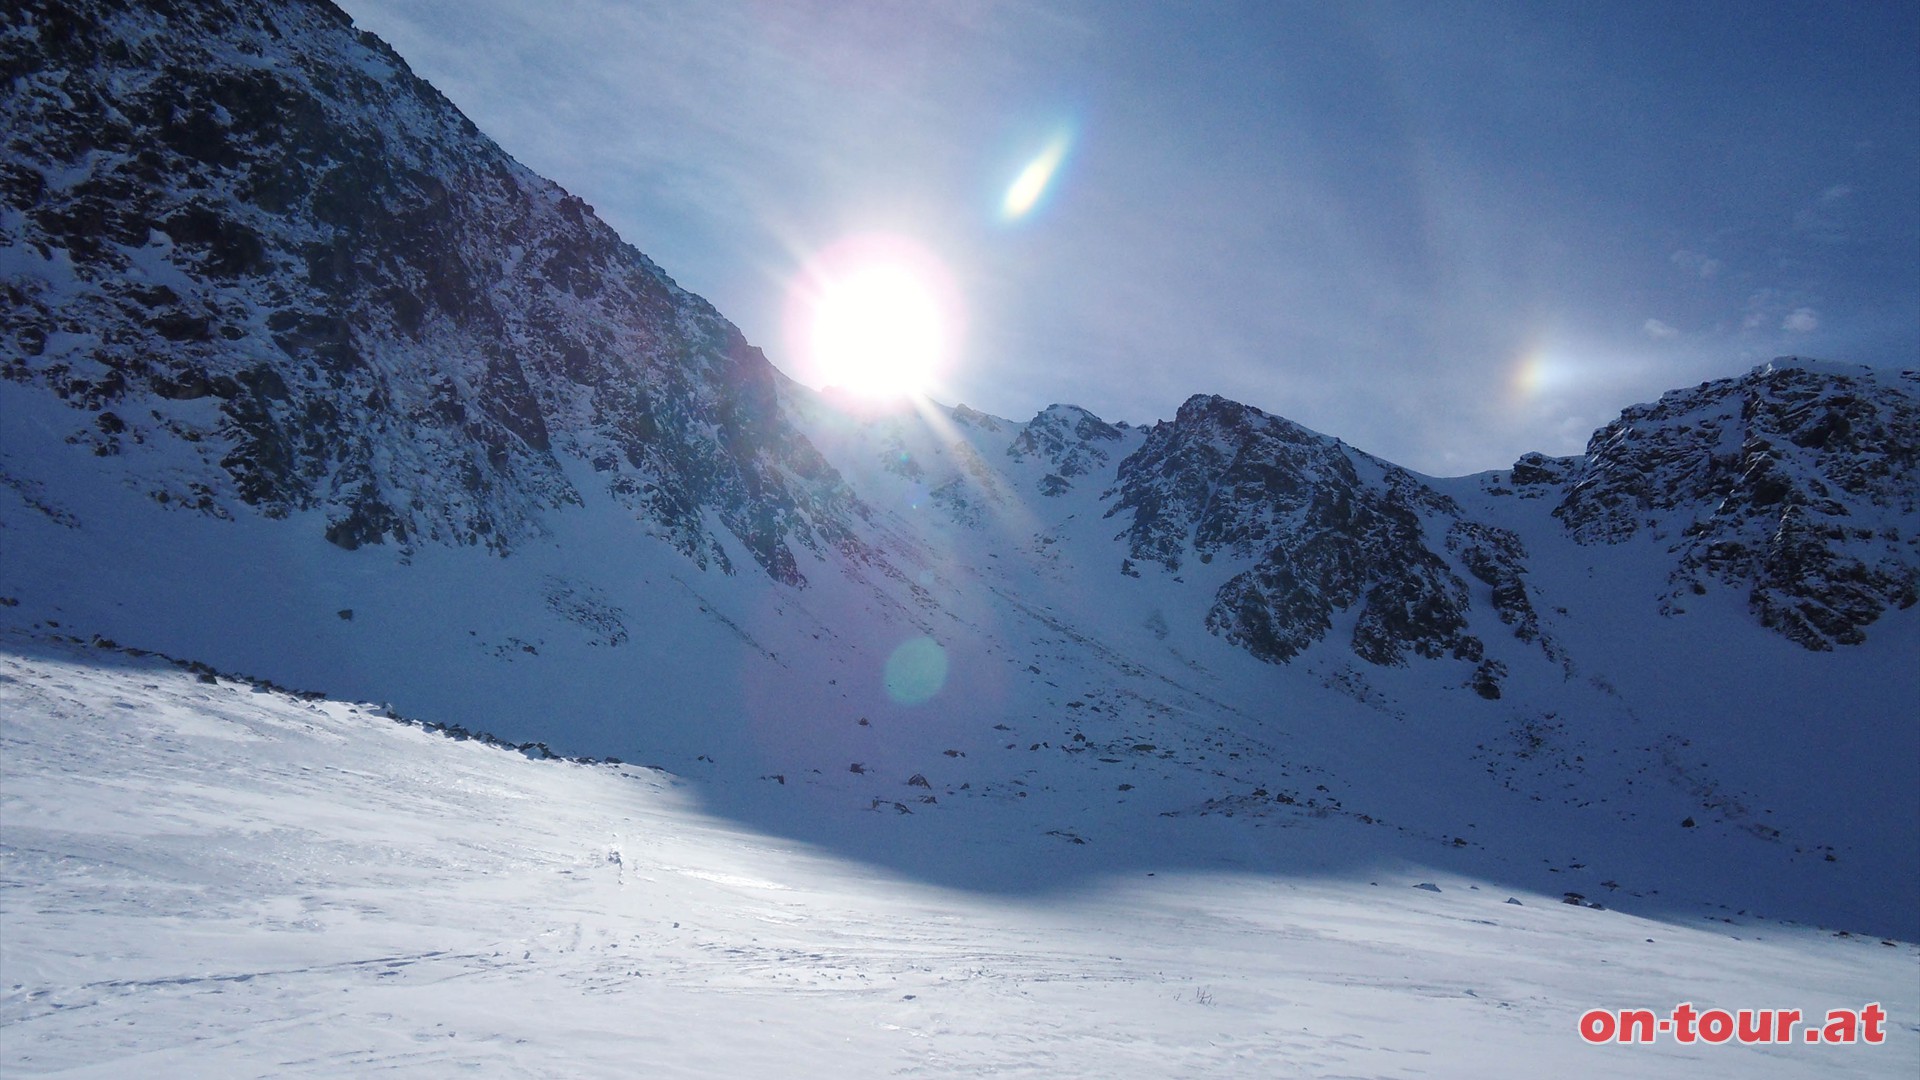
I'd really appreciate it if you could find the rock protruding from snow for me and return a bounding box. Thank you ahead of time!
[1549,361,1919,648]
[0,0,864,583]
[1006,404,1122,495]
[948,403,1004,432]
[1507,452,1578,497]
[1107,395,1533,670]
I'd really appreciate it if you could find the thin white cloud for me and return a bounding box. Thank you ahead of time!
[1743,288,1782,331]
[1782,307,1819,333]
[1643,318,1678,339]
[1669,249,1721,279]
[1793,184,1853,242]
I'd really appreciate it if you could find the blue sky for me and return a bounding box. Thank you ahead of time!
[336,0,1918,474]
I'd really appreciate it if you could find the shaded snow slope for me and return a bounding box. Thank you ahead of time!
[4,635,1914,1078]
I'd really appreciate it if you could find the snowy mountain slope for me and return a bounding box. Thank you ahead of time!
[1,0,1916,980]
[1531,357,1919,649]
[11,351,1913,939]
[4,634,1914,1078]
[763,382,1918,930]
[1,0,868,582]
[1104,393,1547,688]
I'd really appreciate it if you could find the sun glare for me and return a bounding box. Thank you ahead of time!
[789,235,958,400]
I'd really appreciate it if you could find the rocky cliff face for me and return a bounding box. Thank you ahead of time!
[0,0,863,582]
[1006,404,1123,496]
[1541,358,1919,649]
[1104,395,1543,682]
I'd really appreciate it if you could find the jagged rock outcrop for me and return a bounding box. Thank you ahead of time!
[0,0,863,582]
[948,404,1003,433]
[929,439,1010,527]
[1505,452,1577,497]
[1006,404,1121,496]
[1548,358,1919,648]
[1446,520,1550,657]
[1106,395,1540,669]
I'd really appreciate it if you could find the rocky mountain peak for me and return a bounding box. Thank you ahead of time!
[1547,358,1918,648]
[1105,394,1350,572]
[1,0,865,583]
[1103,394,1542,681]
[1006,403,1121,495]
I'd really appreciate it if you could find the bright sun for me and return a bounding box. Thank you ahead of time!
[790,235,957,400]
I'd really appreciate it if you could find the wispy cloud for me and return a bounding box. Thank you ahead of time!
[1782,307,1819,333]
[1744,288,1798,332]
[1792,184,1854,243]
[1643,318,1679,338]
[1669,249,1721,279]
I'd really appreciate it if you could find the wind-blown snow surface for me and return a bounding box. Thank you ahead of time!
[4,635,1913,1077]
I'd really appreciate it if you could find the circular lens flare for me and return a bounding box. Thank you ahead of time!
[884,636,948,705]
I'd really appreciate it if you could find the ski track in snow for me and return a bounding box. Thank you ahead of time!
[3,638,1913,1078]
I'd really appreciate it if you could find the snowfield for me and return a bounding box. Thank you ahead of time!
[4,635,1912,1077]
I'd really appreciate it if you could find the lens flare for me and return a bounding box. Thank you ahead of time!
[1000,133,1072,221]
[883,636,948,705]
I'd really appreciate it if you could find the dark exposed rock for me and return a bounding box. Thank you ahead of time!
[1469,658,1507,700]
[1109,395,1503,667]
[1008,404,1121,494]
[4,0,1907,692]
[1447,521,1553,657]
[949,403,1002,431]
[1547,359,1919,648]
[1509,451,1576,493]
[1,0,868,581]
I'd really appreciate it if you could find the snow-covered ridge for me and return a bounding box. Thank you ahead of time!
[5,0,1916,662]
[1754,354,1890,381]
[1545,359,1919,648]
